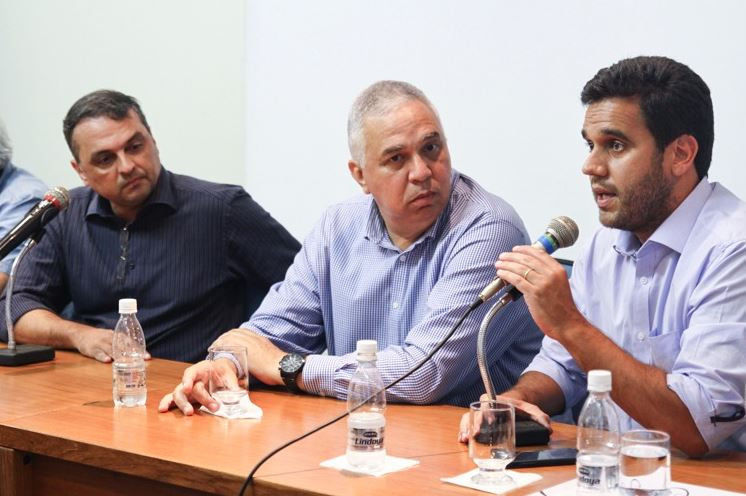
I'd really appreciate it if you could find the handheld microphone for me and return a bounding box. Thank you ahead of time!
[477,216,579,302]
[0,187,70,261]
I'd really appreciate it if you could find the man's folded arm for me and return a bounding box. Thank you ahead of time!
[0,218,112,358]
[13,309,114,362]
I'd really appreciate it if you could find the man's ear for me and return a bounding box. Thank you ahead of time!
[348,160,369,193]
[71,159,89,186]
[668,134,699,178]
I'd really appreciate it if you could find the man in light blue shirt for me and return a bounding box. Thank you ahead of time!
[160,81,541,413]
[461,56,746,456]
[0,118,47,293]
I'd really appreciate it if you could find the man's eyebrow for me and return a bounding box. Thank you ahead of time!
[600,128,630,141]
[580,128,630,141]
[421,131,441,142]
[126,131,145,144]
[381,144,406,157]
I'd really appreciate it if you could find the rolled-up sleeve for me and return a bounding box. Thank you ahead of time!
[0,216,70,341]
[665,241,746,449]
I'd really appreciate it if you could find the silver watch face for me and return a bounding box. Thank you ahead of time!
[280,353,304,373]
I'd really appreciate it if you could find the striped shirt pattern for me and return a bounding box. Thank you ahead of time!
[1,169,300,362]
[246,171,542,406]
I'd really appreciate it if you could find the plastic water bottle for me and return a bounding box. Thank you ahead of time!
[112,298,147,407]
[346,339,386,470]
[576,369,620,494]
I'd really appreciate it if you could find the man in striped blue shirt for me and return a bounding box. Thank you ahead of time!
[160,81,541,411]
[1,90,300,363]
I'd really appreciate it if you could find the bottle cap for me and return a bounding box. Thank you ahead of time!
[587,369,612,392]
[356,339,378,360]
[118,298,137,314]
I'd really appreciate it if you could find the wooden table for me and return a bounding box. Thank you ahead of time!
[1,351,744,495]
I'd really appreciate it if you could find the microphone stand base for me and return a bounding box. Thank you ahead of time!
[0,344,55,366]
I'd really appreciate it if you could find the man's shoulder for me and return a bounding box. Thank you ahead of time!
[695,182,746,244]
[317,194,371,223]
[0,163,47,202]
[299,194,371,246]
[168,171,247,202]
[449,172,528,237]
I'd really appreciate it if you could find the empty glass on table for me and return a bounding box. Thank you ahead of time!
[467,400,516,487]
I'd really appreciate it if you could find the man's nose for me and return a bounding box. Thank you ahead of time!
[410,154,433,183]
[117,153,136,175]
[581,152,607,178]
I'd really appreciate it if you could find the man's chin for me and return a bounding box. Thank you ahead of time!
[598,211,620,229]
[118,189,153,209]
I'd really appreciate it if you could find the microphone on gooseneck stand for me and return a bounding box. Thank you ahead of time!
[476,216,579,401]
[0,187,70,366]
[477,216,579,303]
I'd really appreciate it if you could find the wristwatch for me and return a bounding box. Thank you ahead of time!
[279,352,306,394]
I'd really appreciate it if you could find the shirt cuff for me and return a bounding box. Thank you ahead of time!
[524,353,585,410]
[301,354,349,398]
[665,372,744,450]
[211,351,245,379]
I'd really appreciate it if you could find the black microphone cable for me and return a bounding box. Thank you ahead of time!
[238,296,486,496]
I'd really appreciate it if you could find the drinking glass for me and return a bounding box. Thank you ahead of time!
[207,345,249,416]
[468,400,516,487]
[619,430,671,496]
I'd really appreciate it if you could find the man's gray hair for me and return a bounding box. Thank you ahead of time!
[347,81,439,166]
[0,117,12,169]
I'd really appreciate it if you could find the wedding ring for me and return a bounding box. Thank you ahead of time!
[523,268,534,281]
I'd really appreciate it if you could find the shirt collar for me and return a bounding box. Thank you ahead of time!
[364,170,459,252]
[85,167,177,222]
[613,177,713,256]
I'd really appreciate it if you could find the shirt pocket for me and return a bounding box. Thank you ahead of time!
[647,331,681,372]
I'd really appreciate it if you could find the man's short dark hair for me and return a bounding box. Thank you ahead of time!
[63,90,152,160]
[581,56,714,180]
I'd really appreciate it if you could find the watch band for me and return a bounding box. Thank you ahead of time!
[283,373,303,394]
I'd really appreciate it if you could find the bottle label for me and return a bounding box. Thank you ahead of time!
[577,454,619,492]
[348,412,385,452]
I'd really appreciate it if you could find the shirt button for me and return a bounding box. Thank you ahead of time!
[392,301,400,309]
[399,255,407,262]
[637,332,646,341]
[640,277,649,285]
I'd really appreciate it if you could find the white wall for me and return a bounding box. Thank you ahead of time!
[0,0,246,190]
[245,0,746,258]
[2,1,744,259]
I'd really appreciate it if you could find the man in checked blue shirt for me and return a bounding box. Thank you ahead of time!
[160,81,542,413]
[459,56,746,456]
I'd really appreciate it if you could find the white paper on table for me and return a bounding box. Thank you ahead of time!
[320,454,419,476]
[199,394,263,419]
[529,478,746,496]
[441,469,542,494]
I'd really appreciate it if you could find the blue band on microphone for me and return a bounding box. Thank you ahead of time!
[536,235,558,253]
